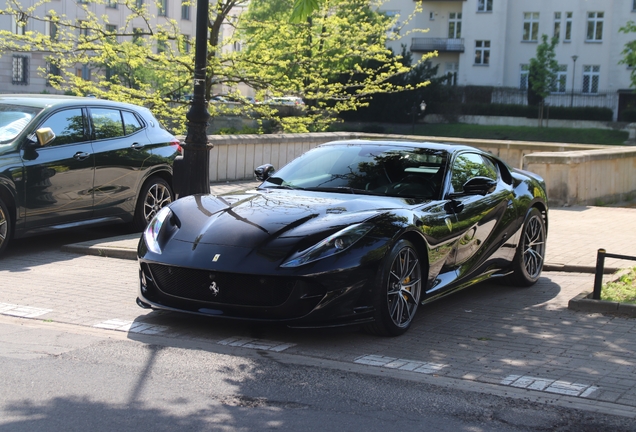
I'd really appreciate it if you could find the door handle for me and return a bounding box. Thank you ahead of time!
[73,151,90,161]
[131,143,145,150]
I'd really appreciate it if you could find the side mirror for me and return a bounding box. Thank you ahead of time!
[34,127,56,147]
[255,164,275,181]
[461,176,497,196]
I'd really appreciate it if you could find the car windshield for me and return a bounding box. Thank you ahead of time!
[261,144,448,199]
[0,104,41,144]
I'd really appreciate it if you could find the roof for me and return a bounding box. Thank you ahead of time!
[0,94,141,111]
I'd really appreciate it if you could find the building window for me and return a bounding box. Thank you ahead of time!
[181,34,190,53]
[107,0,117,8]
[78,20,90,37]
[46,62,61,87]
[233,41,241,52]
[382,10,400,37]
[135,0,143,8]
[158,0,168,16]
[445,62,458,85]
[553,12,561,40]
[133,28,143,44]
[448,12,462,39]
[45,16,58,39]
[106,24,117,42]
[77,65,91,81]
[586,12,603,41]
[181,1,190,19]
[522,12,539,42]
[582,65,600,93]
[157,39,167,54]
[520,64,529,90]
[477,0,492,13]
[564,12,573,42]
[552,65,567,93]
[633,0,636,11]
[11,14,26,35]
[12,55,28,85]
[474,40,490,65]
[78,0,89,3]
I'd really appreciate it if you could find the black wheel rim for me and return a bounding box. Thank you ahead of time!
[387,246,421,328]
[523,215,545,279]
[0,205,6,248]
[143,183,172,222]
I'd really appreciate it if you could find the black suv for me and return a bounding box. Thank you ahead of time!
[0,95,180,256]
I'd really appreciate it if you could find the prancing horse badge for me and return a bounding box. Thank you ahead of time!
[212,254,221,262]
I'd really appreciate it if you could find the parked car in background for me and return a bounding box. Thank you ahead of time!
[0,95,180,257]
[265,96,305,106]
[137,140,548,336]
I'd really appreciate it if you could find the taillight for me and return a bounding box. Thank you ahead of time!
[170,138,183,155]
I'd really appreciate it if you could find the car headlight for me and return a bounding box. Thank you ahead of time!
[143,206,173,254]
[281,223,374,268]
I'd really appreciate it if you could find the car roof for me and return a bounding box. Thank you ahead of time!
[0,94,144,111]
[318,139,481,154]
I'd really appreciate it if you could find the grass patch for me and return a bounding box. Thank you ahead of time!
[601,267,636,304]
[332,122,629,146]
[415,124,628,145]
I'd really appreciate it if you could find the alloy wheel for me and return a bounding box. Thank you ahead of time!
[386,246,422,328]
[0,205,6,248]
[523,215,545,279]
[143,183,172,222]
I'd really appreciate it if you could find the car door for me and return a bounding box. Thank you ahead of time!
[445,152,514,279]
[21,107,95,228]
[89,107,152,219]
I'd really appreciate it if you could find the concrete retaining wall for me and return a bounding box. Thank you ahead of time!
[181,132,636,207]
[524,147,636,206]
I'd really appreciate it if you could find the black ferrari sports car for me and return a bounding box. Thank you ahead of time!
[137,140,548,335]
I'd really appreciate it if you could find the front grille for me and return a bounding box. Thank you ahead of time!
[148,264,296,307]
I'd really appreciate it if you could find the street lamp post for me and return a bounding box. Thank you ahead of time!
[411,100,427,135]
[174,0,211,198]
[570,55,578,108]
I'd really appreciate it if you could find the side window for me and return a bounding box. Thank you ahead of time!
[450,153,498,194]
[122,110,144,135]
[39,108,86,146]
[91,108,124,140]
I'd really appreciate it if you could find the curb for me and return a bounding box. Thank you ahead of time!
[61,243,138,261]
[544,263,619,274]
[568,291,636,317]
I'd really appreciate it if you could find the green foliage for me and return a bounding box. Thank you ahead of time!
[619,107,636,122]
[619,21,636,89]
[239,0,433,131]
[602,267,636,304]
[528,34,558,104]
[442,103,613,122]
[0,0,429,133]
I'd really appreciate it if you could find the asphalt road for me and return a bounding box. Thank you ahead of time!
[1,316,635,432]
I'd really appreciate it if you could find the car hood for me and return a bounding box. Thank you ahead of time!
[167,189,418,249]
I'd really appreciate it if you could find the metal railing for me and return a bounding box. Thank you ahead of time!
[592,249,636,300]
[411,38,464,53]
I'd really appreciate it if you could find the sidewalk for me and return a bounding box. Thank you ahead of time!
[62,180,636,273]
[1,180,636,415]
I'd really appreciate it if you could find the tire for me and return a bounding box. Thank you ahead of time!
[365,239,423,336]
[506,207,546,287]
[132,176,173,232]
[0,197,11,257]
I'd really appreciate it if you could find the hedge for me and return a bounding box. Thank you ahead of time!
[432,103,613,122]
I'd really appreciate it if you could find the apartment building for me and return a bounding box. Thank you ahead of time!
[382,0,636,117]
[0,0,200,93]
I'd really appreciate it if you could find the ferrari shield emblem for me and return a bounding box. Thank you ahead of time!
[213,254,221,262]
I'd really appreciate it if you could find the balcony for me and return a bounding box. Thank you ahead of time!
[411,38,464,53]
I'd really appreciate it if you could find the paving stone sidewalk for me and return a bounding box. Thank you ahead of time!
[1,180,635,416]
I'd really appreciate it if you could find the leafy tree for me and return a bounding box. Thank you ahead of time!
[0,0,431,133]
[619,21,636,86]
[527,34,558,108]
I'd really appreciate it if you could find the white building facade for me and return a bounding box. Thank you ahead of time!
[1,0,200,93]
[382,0,636,118]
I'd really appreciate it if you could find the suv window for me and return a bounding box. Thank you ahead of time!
[40,108,86,146]
[122,110,143,135]
[91,108,124,140]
